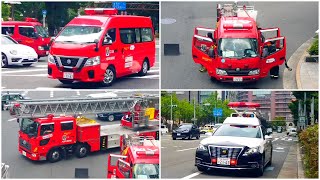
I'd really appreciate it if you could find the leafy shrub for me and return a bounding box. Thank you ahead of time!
[299,125,318,178]
[308,38,318,55]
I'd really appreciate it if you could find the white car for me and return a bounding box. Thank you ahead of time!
[1,35,38,68]
[287,128,297,137]
[161,124,168,135]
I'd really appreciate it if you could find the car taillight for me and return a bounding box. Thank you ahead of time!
[230,159,237,166]
[211,158,217,164]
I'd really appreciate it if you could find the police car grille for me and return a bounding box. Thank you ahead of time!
[60,57,79,67]
[209,146,242,158]
[225,69,250,76]
[19,138,31,151]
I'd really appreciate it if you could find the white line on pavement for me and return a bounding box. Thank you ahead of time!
[76,91,80,96]
[128,75,159,79]
[161,147,167,149]
[1,69,46,74]
[272,138,279,142]
[276,147,284,150]
[182,172,202,179]
[50,91,54,98]
[273,150,285,153]
[281,138,285,140]
[176,147,198,152]
[8,118,17,122]
[288,138,292,141]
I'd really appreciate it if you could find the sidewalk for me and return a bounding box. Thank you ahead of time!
[277,142,305,178]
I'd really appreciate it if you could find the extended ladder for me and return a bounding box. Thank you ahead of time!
[10,94,159,118]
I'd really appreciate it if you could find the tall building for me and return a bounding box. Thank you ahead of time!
[237,91,294,121]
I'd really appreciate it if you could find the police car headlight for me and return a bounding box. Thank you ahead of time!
[38,46,44,50]
[248,69,260,75]
[85,56,100,66]
[216,68,227,75]
[10,50,17,55]
[198,144,208,151]
[48,54,55,64]
[243,146,260,156]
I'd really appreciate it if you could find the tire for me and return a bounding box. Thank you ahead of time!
[101,66,116,86]
[138,60,149,76]
[47,148,61,163]
[172,137,176,140]
[267,149,273,166]
[188,134,192,140]
[255,155,264,177]
[75,144,88,158]
[108,115,115,121]
[197,165,207,172]
[59,79,74,84]
[2,53,8,68]
[23,64,32,67]
[270,66,279,79]
[196,134,200,139]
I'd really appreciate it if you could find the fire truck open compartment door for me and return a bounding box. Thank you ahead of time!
[107,154,128,178]
[192,27,215,71]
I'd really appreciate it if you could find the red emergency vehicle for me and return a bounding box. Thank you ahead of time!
[107,135,159,178]
[1,18,51,57]
[9,95,159,163]
[192,4,291,83]
[48,8,156,86]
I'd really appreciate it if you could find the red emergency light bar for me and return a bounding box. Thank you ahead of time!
[223,23,253,29]
[25,17,39,22]
[84,8,118,15]
[228,102,260,108]
[136,150,159,156]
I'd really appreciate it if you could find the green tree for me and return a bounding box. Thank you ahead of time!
[1,2,11,20]
[271,116,286,127]
[160,93,179,121]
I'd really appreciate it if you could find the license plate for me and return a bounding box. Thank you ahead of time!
[233,77,243,82]
[22,151,27,156]
[177,133,181,136]
[28,57,34,60]
[63,72,74,79]
[217,158,230,165]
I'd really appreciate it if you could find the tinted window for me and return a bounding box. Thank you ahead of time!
[19,27,37,38]
[61,122,73,131]
[105,28,116,43]
[178,124,192,130]
[120,28,136,44]
[2,27,14,35]
[40,124,54,136]
[213,124,261,138]
[135,28,141,43]
[141,28,153,42]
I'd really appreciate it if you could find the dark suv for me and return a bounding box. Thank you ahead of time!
[172,124,200,140]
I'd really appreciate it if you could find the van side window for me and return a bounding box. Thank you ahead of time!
[2,27,14,35]
[120,28,136,44]
[40,124,54,136]
[61,122,73,131]
[19,27,37,38]
[135,28,141,43]
[104,28,116,44]
[141,28,153,42]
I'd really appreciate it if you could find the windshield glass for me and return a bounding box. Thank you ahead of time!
[55,26,103,43]
[2,36,17,45]
[218,38,258,58]
[133,164,159,179]
[178,124,192,130]
[213,124,261,138]
[20,118,39,137]
[35,26,49,38]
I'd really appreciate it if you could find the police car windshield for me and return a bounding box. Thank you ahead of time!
[213,124,261,138]
[20,118,39,137]
[133,164,159,179]
[218,38,258,58]
[35,26,49,38]
[2,36,18,45]
[55,26,102,43]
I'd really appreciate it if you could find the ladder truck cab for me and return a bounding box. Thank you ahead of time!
[195,102,273,176]
[9,95,159,163]
[192,3,291,83]
[107,134,159,179]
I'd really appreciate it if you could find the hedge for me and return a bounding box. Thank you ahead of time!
[299,125,318,178]
[308,37,318,55]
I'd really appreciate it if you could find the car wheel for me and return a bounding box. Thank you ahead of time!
[75,144,88,158]
[47,148,61,163]
[267,149,272,166]
[101,66,116,86]
[196,134,200,139]
[138,60,149,76]
[59,79,74,84]
[255,155,264,177]
[188,134,192,140]
[23,64,32,67]
[172,137,176,140]
[2,53,8,68]
[108,115,115,122]
[197,165,207,172]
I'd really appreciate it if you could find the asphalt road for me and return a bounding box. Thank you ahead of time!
[2,48,159,89]
[1,90,158,178]
[161,2,318,89]
[161,132,298,178]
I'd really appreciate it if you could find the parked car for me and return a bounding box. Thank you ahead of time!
[172,124,200,140]
[1,35,38,68]
[96,112,125,121]
[161,124,168,135]
[200,124,214,134]
[1,92,30,110]
[287,128,297,137]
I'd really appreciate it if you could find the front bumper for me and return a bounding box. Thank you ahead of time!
[209,74,263,82]
[172,132,190,139]
[48,63,105,82]
[8,54,38,65]
[19,147,46,161]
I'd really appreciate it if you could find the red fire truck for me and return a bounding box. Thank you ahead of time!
[1,18,51,57]
[107,135,159,178]
[9,95,159,163]
[48,8,155,86]
[192,3,291,83]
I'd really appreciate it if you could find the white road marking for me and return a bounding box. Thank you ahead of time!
[273,150,285,153]
[161,147,167,149]
[176,147,198,152]
[182,172,202,179]
[272,138,279,142]
[1,69,46,74]
[276,147,284,150]
[288,138,292,141]
[129,75,159,79]
[281,138,285,140]
[50,91,54,98]
[76,91,80,96]
[8,118,17,122]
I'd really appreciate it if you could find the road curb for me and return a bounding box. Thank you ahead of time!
[277,143,298,178]
[283,38,314,89]
[297,143,306,178]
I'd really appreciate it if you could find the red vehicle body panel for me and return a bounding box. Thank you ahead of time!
[48,15,155,83]
[1,21,51,57]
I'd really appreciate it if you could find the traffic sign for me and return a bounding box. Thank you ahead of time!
[299,116,306,123]
[42,10,47,16]
[112,2,126,11]
[213,108,223,117]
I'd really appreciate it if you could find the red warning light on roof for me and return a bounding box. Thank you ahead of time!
[25,17,39,22]
[223,23,253,29]
[228,102,260,108]
[84,8,118,15]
